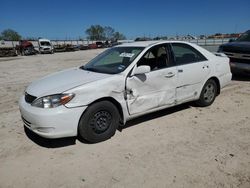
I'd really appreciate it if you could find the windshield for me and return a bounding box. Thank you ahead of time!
[81,47,144,74]
[236,31,250,42]
[40,41,51,46]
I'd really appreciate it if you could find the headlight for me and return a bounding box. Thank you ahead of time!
[31,93,75,108]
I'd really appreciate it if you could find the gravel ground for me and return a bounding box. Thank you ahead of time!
[0,49,250,188]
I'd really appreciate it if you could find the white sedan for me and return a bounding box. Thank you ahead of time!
[19,41,232,143]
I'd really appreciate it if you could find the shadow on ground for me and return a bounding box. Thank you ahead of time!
[24,126,77,148]
[120,103,191,131]
[24,103,192,148]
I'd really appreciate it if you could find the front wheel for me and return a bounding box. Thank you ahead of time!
[78,101,120,143]
[196,79,217,107]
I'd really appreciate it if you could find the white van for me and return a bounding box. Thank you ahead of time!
[38,38,54,54]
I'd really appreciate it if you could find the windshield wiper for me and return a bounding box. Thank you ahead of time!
[80,66,99,73]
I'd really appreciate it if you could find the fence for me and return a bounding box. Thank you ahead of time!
[0,38,230,48]
[0,40,95,48]
[177,38,230,46]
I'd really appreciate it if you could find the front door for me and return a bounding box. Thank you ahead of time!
[126,44,177,115]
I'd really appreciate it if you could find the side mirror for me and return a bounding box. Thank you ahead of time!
[133,65,150,75]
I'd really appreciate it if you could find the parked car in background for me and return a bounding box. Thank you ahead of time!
[96,41,104,48]
[16,40,37,56]
[53,44,75,52]
[38,38,54,54]
[19,41,231,143]
[79,45,89,50]
[88,43,98,49]
[218,30,250,75]
[75,44,89,50]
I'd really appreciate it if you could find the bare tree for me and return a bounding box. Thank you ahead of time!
[85,25,126,41]
[104,26,115,40]
[1,29,22,41]
[85,25,105,41]
[113,32,126,40]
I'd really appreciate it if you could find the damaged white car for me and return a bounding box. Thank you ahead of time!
[19,41,232,143]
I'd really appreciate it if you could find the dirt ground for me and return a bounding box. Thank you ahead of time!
[0,49,250,188]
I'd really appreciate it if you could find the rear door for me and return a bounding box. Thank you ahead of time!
[170,43,211,103]
[126,44,177,115]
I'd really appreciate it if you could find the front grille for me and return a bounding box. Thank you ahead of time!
[230,57,250,64]
[25,92,37,104]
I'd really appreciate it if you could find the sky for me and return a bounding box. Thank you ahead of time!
[1,0,250,39]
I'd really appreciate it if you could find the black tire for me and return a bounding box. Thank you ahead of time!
[196,79,217,107]
[78,101,120,143]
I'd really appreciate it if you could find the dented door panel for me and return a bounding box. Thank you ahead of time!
[126,67,177,115]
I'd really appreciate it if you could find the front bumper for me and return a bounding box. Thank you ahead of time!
[19,96,87,138]
[230,62,250,74]
[40,48,53,53]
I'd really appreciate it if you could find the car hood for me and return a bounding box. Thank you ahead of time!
[221,41,250,54]
[26,67,111,97]
[41,45,52,48]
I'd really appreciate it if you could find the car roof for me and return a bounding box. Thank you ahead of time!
[39,39,50,42]
[117,40,189,48]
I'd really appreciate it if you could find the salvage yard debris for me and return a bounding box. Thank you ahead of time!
[16,40,37,56]
[0,39,122,57]
[0,47,17,57]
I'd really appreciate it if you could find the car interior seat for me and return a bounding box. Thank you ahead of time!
[156,47,169,68]
[182,53,196,63]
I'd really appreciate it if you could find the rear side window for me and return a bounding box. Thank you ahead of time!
[171,43,207,65]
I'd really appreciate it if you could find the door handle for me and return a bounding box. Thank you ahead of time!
[178,69,183,73]
[165,72,175,78]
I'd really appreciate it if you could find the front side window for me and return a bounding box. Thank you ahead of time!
[82,47,144,74]
[137,45,172,71]
[171,43,207,65]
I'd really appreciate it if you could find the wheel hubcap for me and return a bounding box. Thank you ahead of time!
[90,111,112,134]
[203,83,215,103]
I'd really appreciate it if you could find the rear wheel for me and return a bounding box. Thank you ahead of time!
[78,101,120,143]
[196,79,217,107]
